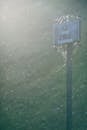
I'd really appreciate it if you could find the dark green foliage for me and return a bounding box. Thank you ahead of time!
[0,0,87,130]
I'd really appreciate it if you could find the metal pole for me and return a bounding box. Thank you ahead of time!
[66,43,73,130]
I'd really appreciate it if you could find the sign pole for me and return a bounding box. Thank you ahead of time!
[53,15,80,130]
[66,43,73,130]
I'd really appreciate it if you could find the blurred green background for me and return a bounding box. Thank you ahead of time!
[0,0,87,130]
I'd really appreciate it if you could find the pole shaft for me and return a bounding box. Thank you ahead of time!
[66,43,73,130]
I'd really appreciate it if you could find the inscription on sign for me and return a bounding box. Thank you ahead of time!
[53,19,80,45]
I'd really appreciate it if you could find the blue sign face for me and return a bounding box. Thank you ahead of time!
[53,19,80,45]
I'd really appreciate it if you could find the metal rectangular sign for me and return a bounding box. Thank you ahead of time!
[53,19,80,45]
